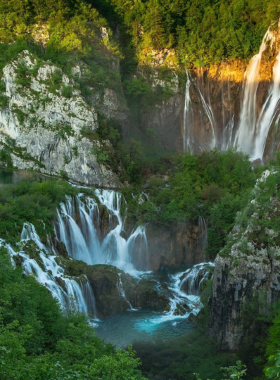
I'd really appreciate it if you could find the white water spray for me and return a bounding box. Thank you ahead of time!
[234,29,280,159]
[183,72,194,152]
[252,51,280,159]
[56,190,149,273]
[8,222,97,317]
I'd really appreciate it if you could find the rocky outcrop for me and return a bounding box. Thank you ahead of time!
[208,171,280,350]
[65,260,169,318]
[0,50,120,187]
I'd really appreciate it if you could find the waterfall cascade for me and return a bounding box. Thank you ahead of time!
[235,31,272,154]
[183,27,280,160]
[56,190,149,273]
[1,183,215,330]
[252,51,280,159]
[198,216,208,253]
[4,222,97,317]
[183,72,194,152]
[178,262,214,295]
[145,262,215,324]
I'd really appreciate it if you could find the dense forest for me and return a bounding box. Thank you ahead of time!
[2,0,280,68]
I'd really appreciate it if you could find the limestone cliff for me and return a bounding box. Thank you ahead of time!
[208,170,280,350]
[0,50,121,187]
[146,222,208,270]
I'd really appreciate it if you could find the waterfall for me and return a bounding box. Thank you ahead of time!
[117,273,135,310]
[235,29,280,159]
[198,216,208,252]
[183,72,194,152]
[196,80,217,149]
[181,27,280,160]
[221,115,235,151]
[178,262,214,295]
[9,222,97,317]
[183,72,217,152]
[56,190,149,273]
[252,51,280,160]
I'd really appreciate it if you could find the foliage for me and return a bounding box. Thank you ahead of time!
[91,114,145,185]
[194,361,247,380]
[61,84,73,98]
[0,179,86,243]
[123,148,260,257]
[265,350,280,378]
[258,302,280,378]
[103,0,280,66]
[134,331,237,379]
[0,246,147,379]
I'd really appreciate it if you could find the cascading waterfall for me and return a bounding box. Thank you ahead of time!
[221,115,235,151]
[56,190,149,273]
[6,222,97,317]
[142,262,215,325]
[252,51,280,160]
[178,262,214,295]
[117,273,135,310]
[183,27,280,160]
[183,73,217,152]
[235,30,274,156]
[183,72,194,152]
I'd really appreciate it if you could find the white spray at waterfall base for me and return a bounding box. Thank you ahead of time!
[134,262,214,333]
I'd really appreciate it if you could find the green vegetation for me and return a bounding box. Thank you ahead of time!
[0,179,87,244]
[87,114,145,185]
[134,332,237,380]
[0,245,147,380]
[122,148,263,258]
[102,0,280,66]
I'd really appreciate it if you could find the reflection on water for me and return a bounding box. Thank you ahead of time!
[95,308,193,349]
[0,169,43,185]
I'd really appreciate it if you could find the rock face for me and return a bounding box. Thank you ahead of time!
[65,260,169,318]
[0,50,120,187]
[146,222,208,270]
[208,171,280,350]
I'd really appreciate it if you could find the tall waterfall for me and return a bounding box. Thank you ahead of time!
[183,26,280,160]
[4,223,97,317]
[235,30,274,157]
[183,72,194,152]
[198,216,208,252]
[183,72,217,153]
[56,190,149,272]
[196,82,217,149]
[252,51,280,160]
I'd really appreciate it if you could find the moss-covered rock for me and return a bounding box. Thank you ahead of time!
[63,258,169,318]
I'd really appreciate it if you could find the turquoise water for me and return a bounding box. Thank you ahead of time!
[95,269,196,349]
[94,307,193,349]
